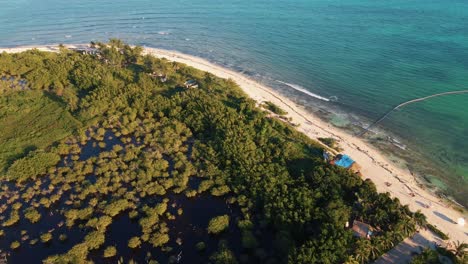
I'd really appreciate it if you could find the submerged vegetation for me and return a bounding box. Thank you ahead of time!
[0,40,421,263]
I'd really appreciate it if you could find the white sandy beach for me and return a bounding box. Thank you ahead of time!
[1,44,466,246]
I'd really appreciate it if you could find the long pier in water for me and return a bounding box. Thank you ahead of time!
[358,90,468,136]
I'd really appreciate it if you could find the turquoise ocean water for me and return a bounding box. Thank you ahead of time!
[0,0,467,205]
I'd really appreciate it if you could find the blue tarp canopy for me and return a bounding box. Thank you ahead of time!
[334,154,354,169]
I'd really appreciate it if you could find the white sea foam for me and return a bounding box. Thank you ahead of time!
[157,31,170,35]
[276,80,330,102]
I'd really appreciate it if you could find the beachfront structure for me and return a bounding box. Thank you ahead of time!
[330,154,361,173]
[352,220,373,239]
[331,154,354,169]
[184,79,198,88]
[73,47,100,56]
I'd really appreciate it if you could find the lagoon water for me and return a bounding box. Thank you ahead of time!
[0,0,467,204]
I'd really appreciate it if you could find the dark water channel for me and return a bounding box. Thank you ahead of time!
[92,195,242,263]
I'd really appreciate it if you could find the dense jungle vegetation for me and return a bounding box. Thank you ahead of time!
[0,40,427,263]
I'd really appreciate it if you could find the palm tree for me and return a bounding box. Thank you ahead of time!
[396,217,416,237]
[448,240,467,262]
[354,239,372,264]
[413,210,427,228]
[389,230,405,244]
[382,233,396,249]
[344,256,359,264]
[368,241,382,260]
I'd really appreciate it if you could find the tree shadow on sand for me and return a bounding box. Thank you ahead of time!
[415,200,427,208]
[433,211,455,224]
[374,232,434,264]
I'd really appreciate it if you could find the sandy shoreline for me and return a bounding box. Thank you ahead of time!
[1,44,466,244]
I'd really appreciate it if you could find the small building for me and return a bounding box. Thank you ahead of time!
[150,72,164,77]
[74,47,99,56]
[323,150,332,162]
[352,220,373,239]
[184,79,198,88]
[330,154,361,173]
[149,72,167,82]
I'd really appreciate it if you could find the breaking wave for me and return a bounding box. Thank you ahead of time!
[276,80,330,102]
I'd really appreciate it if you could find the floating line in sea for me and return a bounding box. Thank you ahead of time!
[276,80,330,102]
[358,90,468,136]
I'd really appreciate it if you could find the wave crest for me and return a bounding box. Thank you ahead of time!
[276,80,330,102]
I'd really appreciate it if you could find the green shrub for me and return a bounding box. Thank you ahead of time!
[24,207,42,223]
[2,210,20,227]
[41,232,53,243]
[6,151,60,182]
[318,137,341,150]
[261,101,287,116]
[196,241,206,251]
[10,241,20,249]
[104,199,129,217]
[149,233,169,248]
[128,236,141,249]
[129,210,138,219]
[103,246,117,258]
[211,185,230,196]
[59,234,68,242]
[427,224,449,240]
[207,215,230,235]
[84,231,105,250]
